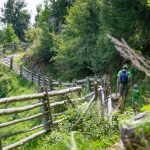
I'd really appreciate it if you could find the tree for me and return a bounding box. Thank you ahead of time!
[3,24,19,44]
[31,0,56,63]
[1,0,31,41]
[51,0,73,32]
[101,0,150,54]
[54,0,101,79]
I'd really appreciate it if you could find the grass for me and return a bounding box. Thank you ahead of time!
[0,63,37,97]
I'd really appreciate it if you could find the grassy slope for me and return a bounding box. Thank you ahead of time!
[0,63,40,147]
[0,63,37,97]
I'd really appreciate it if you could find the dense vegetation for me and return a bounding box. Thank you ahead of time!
[1,0,150,80]
[0,0,150,149]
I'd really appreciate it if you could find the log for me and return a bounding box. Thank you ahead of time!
[47,87,82,97]
[1,121,49,138]
[0,102,45,115]
[0,87,81,105]
[0,93,45,104]
[76,79,86,84]
[50,100,67,107]
[50,91,93,108]
[70,95,95,130]
[3,130,47,150]
[0,112,47,128]
[53,117,67,124]
[52,112,65,117]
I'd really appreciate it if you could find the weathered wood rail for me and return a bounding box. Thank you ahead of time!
[0,86,81,150]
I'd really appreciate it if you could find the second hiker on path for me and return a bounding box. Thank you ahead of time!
[117,64,133,111]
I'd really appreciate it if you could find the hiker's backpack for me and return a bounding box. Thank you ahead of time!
[119,70,129,84]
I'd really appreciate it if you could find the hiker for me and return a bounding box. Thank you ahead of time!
[117,64,132,111]
[132,84,140,113]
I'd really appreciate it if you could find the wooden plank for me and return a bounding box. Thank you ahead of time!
[0,102,45,115]
[0,112,47,128]
[3,130,47,150]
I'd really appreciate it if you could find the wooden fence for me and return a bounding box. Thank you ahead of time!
[0,86,82,150]
[0,45,115,149]
[0,55,101,91]
[0,77,114,150]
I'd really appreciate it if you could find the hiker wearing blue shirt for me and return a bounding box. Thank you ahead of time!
[117,64,133,111]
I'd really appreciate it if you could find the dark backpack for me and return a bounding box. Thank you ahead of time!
[120,70,129,85]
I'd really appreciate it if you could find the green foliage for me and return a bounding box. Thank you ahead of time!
[135,119,150,135]
[102,0,150,53]
[51,0,73,32]
[54,0,101,79]
[52,0,150,79]
[2,24,19,44]
[31,0,56,63]
[1,0,30,41]
[141,105,150,112]
[25,28,41,43]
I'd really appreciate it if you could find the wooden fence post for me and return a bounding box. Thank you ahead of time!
[94,81,98,100]
[0,138,2,150]
[39,87,51,131]
[13,42,17,51]
[86,77,90,92]
[2,48,5,54]
[73,79,77,86]
[45,88,53,126]
[20,66,23,77]
[58,80,61,88]
[48,77,53,91]
[38,74,41,86]
[10,57,13,70]
[31,73,34,83]
[107,79,112,123]
[43,77,47,88]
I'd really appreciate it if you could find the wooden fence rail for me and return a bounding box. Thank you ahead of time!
[0,86,81,150]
